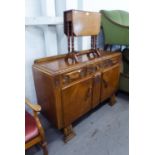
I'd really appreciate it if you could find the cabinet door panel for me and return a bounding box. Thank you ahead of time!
[100,65,120,102]
[92,73,101,108]
[62,77,92,127]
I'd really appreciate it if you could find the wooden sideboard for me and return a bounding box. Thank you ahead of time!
[32,50,121,142]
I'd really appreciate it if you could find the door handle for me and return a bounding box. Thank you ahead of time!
[94,74,101,83]
[102,78,108,88]
[64,69,82,81]
[85,87,92,100]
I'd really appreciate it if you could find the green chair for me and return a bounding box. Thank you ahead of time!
[100,10,129,93]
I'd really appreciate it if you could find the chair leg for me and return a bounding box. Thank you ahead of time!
[40,141,48,155]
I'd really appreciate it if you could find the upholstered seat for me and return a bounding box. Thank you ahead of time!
[25,111,39,142]
[25,98,48,155]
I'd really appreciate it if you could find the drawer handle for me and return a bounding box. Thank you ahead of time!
[102,78,108,88]
[95,65,100,70]
[112,59,118,64]
[65,70,82,81]
[104,59,118,67]
[87,65,100,74]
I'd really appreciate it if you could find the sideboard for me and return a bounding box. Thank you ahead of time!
[32,50,121,142]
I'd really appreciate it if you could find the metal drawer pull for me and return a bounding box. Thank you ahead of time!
[112,59,118,64]
[65,70,82,81]
[95,65,100,70]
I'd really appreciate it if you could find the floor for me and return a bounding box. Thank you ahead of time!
[26,93,129,155]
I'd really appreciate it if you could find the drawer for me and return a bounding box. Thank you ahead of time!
[111,56,120,65]
[62,67,87,85]
[102,56,120,69]
[87,63,101,75]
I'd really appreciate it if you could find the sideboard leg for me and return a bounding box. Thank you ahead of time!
[63,125,76,143]
[109,94,116,106]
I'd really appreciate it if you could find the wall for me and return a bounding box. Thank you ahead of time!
[25,0,57,103]
[83,0,129,12]
[25,0,79,103]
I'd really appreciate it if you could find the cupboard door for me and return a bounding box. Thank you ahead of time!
[92,73,101,108]
[62,77,93,127]
[100,65,120,102]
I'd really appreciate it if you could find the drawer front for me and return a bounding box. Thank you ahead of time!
[62,56,120,86]
[87,63,101,75]
[62,67,87,86]
[87,56,120,75]
[102,56,120,69]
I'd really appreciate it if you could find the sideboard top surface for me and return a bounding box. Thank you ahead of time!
[33,51,121,75]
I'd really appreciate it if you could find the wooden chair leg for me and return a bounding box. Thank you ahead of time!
[40,141,48,155]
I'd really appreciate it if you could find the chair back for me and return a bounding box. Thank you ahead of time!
[100,10,129,45]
